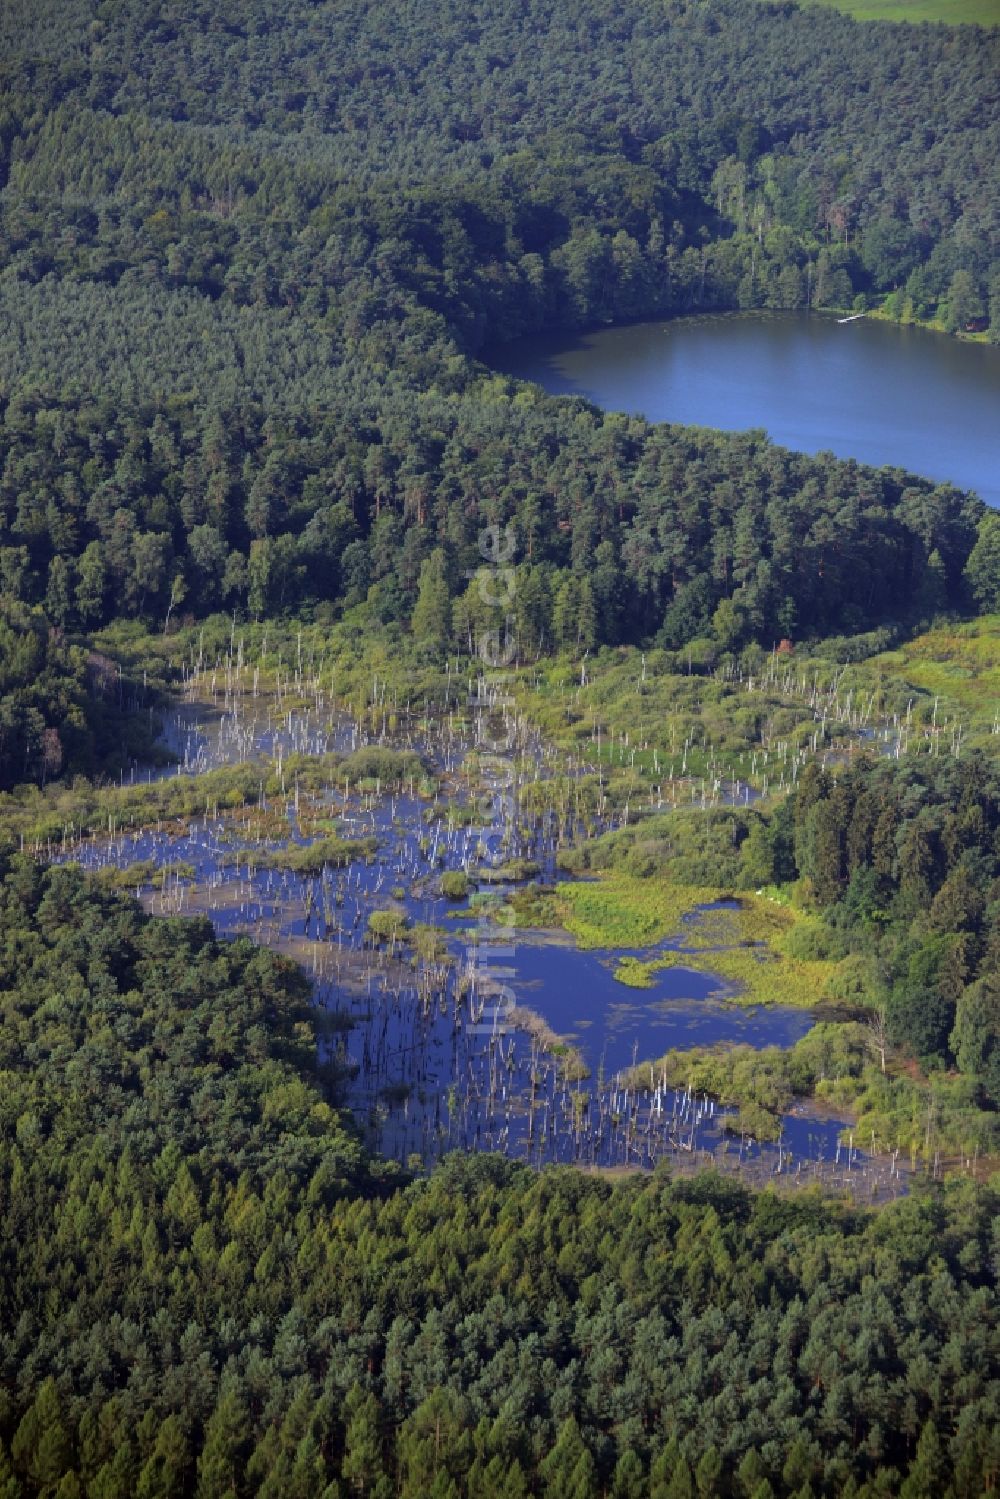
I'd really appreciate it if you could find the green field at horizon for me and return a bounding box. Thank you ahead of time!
[792,0,999,23]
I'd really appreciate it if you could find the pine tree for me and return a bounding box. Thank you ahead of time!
[411,550,452,655]
[695,1446,723,1497]
[0,1440,20,1499]
[964,513,1000,611]
[651,1439,682,1499]
[45,555,74,628]
[195,1389,249,1499]
[576,578,597,650]
[12,1379,73,1494]
[899,1421,947,1499]
[136,1417,191,1499]
[76,541,107,624]
[736,1449,767,1498]
[341,1389,384,1495]
[552,578,578,649]
[666,1459,694,1499]
[539,1418,593,1499]
[610,1449,644,1499]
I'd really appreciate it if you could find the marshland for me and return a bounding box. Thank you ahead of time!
[40,621,997,1201]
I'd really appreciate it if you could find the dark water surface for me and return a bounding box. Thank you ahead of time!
[490,311,1000,507]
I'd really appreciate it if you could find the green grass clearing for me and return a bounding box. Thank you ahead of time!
[769,0,998,23]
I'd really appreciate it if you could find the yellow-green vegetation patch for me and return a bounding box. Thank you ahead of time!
[680,897,840,1006]
[90,858,196,891]
[611,951,697,991]
[865,615,1000,736]
[611,943,835,1008]
[682,891,828,956]
[613,956,660,989]
[557,876,724,949]
[221,835,377,875]
[565,875,845,1007]
[682,944,837,1009]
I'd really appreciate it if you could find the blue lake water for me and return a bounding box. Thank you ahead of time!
[490,311,1000,507]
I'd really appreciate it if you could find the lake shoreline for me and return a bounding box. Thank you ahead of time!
[489,308,1000,507]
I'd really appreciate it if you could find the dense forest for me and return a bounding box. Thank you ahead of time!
[784,753,1000,1092]
[0,856,998,1499]
[0,387,987,663]
[1,0,998,656]
[1,0,998,338]
[0,598,157,789]
[2,2,999,1493]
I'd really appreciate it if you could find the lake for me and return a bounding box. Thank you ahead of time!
[490,311,1000,508]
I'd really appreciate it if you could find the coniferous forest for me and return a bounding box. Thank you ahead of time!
[1,855,998,1498]
[1,1,999,1495]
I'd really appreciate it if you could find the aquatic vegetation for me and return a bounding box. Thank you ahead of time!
[498,883,564,930]
[338,745,426,789]
[89,857,196,891]
[367,908,409,945]
[0,752,350,848]
[0,712,436,850]
[613,956,659,989]
[557,876,725,949]
[223,835,378,876]
[679,944,838,1009]
[477,857,540,883]
[508,1005,589,1083]
[406,923,450,963]
[440,870,470,900]
[681,897,787,951]
[614,945,834,1009]
[559,877,845,1007]
[427,798,492,828]
[220,806,299,842]
[630,1024,1000,1162]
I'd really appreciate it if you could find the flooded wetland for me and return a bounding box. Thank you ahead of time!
[51,644,917,1203]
